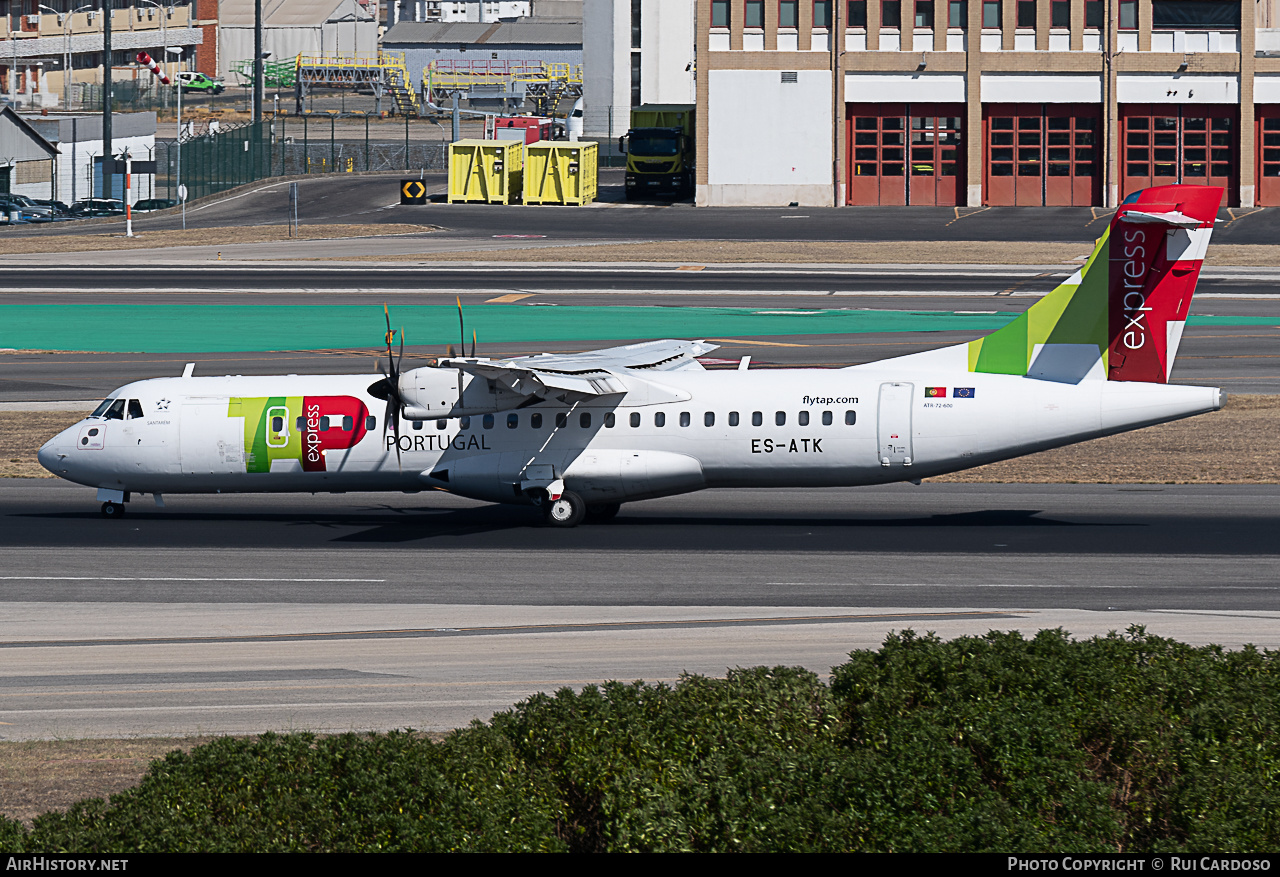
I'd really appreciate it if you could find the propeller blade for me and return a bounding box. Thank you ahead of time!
[471,329,476,358]
[456,296,466,357]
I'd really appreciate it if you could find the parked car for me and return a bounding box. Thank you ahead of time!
[29,198,71,217]
[0,194,51,222]
[132,198,177,213]
[177,71,225,95]
[67,198,126,217]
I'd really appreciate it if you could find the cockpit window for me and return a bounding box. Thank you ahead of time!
[127,400,145,420]
[103,399,126,420]
[91,397,117,418]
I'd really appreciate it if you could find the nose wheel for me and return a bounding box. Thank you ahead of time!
[100,501,126,518]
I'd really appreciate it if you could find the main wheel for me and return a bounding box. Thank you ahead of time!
[100,501,125,518]
[585,502,621,523]
[543,490,586,528]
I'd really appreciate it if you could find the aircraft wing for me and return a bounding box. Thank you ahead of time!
[438,339,719,402]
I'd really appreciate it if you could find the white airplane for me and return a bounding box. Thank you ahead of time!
[39,184,1224,526]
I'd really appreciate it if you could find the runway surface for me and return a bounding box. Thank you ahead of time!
[3,178,1278,741]
[0,481,1277,739]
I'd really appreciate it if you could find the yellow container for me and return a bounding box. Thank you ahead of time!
[523,141,598,206]
[447,139,524,204]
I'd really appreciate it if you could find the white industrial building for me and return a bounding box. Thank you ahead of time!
[1,108,157,203]
[582,0,696,140]
[218,0,378,79]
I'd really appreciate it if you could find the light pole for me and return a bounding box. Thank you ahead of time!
[39,5,92,111]
[166,44,183,228]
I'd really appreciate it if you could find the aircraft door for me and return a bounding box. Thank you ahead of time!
[179,399,245,475]
[877,382,914,467]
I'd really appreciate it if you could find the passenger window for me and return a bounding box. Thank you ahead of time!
[412,420,423,430]
[483,414,495,429]
[342,416,354,431]
[555,412,568,428]
[846,410,857,425]
[365,416,376,431]
[297,416,306,431]
[605,412,616,428]
[822,411,833,426]
[508,413,519,429]
[630,412,640,427]
[460,416,471,429]
[775,411,786,426]
[752,411,762,427]
[531,413,543,429]
[319,416,331,431]
[679,412,690,427]
[798,411,809,426]
[729,412,739,427]
[580,412,591,428]
[704,412,715,427]
[271,416,284,433]
[127,399,144,420]
[437,419,447,430]
[655,412,666,427]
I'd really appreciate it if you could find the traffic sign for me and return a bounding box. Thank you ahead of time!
[400,179,427,205]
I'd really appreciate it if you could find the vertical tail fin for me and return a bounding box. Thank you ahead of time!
[967,184,1222,384]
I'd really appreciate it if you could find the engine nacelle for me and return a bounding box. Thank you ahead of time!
[397,366,531,420]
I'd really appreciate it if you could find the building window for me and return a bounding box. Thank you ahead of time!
[982,0,1000,27]
[814,0,832,27]
[746,0,764,26]
[949,0,966,26]
[1051,0,1068,26]
[631,0,641,48]
[848,0,867,26]
[915,0,934,26]
[882,0,901,27]
[1119,0,1136,29]
[711,0,729,27]
[1152,0,1239,29]
[780,0,799,27]
[1016,0,1034,27]
[630,53,640,107]
[1084,0,1102,27]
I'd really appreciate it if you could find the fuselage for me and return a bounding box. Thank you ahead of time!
[38,364,1223,506]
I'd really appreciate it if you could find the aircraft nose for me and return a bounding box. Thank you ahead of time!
[37,428,74,474]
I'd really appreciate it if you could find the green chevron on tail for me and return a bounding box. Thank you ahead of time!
[967,228,1111,375]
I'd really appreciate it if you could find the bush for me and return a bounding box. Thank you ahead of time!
[11,627,1280,852]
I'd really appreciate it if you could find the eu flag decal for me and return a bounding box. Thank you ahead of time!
[924,387,947,398]
[953,387,976,399]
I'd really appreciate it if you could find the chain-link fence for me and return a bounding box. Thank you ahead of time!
[147,118,449,203]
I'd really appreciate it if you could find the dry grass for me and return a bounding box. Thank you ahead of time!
[0,737,221,828]
[320,239,1280,267]
[0,223,439,255]
[5,395,1278,483]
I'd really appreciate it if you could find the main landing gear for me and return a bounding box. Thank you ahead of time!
[539,492,623,528]
[100,501,126,518]
[543,489,586,528]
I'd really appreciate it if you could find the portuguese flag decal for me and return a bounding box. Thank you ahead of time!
[924,387,947,398]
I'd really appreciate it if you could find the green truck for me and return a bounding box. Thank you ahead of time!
[621,104,695,199]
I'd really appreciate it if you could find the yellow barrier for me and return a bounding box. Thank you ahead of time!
[448,139,524,205]
[523,141,597,206]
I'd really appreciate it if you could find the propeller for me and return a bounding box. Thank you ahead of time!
[367,303,406,469]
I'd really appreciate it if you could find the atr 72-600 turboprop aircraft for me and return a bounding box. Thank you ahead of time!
[40,185,1224,526]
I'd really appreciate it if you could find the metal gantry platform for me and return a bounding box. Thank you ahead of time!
[424,59,583,116]
[294,52,419,117]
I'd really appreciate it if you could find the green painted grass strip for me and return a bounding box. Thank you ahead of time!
[0,305,1272,353]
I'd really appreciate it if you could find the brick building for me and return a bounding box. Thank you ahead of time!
[694,0,1277,207]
